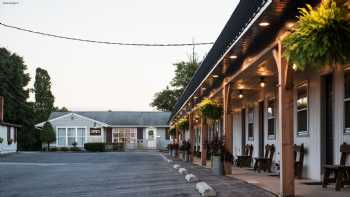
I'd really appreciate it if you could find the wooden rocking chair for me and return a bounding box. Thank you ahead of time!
[322,143,350,191]
[294,144,305,179]
[235,144,254,167]
[254,144,275,173]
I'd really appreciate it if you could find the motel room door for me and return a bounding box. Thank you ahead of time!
[321,74,334,167]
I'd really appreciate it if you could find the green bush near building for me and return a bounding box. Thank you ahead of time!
[84,143,106,152]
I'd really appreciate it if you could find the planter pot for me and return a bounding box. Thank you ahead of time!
[212,155,223,176]
[182,151,189,162]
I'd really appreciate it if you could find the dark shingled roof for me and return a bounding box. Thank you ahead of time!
[49,111,171,127]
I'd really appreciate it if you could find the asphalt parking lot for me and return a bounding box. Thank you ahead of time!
[0,152,199,197]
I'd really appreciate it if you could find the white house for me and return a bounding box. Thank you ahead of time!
[36,111,171,149]
[0,96,20,154]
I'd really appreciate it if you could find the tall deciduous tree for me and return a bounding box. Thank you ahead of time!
[0,48,40,150]
[34,68,55,123]
[151,54,199,111]
[40,121,56,150]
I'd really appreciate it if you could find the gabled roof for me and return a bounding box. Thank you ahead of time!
[46,111,171,127]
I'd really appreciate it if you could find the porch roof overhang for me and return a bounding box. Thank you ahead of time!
[169,0,320,124]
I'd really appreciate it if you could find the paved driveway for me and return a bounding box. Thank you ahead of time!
[0,152,199,197]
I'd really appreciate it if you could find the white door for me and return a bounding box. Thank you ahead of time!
[146,128,156,148]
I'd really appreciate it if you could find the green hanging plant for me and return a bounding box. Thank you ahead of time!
[169,127,176,136]
[283,0,350,71]
[177,118,189,130]
[198,98,222,120]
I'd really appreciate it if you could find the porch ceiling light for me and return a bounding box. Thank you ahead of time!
[229,55,238,59]
[259,22,270,27]
[238,90,244,99]
[259,77,266,88]
[212,74,220,78]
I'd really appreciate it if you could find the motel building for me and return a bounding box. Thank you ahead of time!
[169,0,350,196]
[36,111,171,150]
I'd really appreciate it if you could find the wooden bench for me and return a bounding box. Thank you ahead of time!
[322,143,350,191]
[235,144,254,167]
[294,144,305,179]
[254,144,275,173]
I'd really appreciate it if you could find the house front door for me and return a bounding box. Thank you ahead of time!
[146,129,156,148]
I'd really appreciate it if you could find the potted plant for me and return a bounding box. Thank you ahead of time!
[0,137,3,144]
[283,0,350,71]
[208,136,224,176]
[8,139,13,145]
[167,143,173,156]
[198,99,223,123]
[179,140,191,161]
[172,143,179,158]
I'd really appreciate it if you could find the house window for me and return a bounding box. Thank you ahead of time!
[297,84,308,136]
[57,127,86,146]
[267,99,276,139]
[67,128,76,145]
[77,128,86,146]
[344,71,350,133]
[57,128,66,145]
[248,108,254,140]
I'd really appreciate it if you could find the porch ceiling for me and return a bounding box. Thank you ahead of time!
[170,0,321,123]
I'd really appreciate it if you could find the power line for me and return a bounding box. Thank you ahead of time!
[0,22,214,47]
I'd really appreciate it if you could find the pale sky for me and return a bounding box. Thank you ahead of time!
[0,0,239,111]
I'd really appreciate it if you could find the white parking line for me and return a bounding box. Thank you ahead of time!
[0,162,67,166]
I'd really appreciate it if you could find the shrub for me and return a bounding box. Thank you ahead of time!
[70,147,81,152]
[49,147,58,152]
[84,143,105,152]
[112,143,124,151]
[60,147,69,152]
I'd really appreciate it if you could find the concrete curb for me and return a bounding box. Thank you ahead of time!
[178,167,187,175]
[185,173,199,183]
[173,164,181,169]
[196,182,216,197]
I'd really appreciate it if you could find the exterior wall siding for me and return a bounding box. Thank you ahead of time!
[0,125,17,154]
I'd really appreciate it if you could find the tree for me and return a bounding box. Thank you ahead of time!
[151,54,199,111]
[53,106,69,112]
[151,87,181,112]
[0,48,40,150]
[33,68,55,123]
[40,122,56,150]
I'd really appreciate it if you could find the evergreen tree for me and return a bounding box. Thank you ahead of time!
[33,68,55,123]
[40,122,56,150]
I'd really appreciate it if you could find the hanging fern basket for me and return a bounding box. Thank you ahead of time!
[177,118,189,130]
[283,0,350,71]
[169,127,176,137]
[198,99,223,120]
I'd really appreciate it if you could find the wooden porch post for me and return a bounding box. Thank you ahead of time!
[201,117,208,166]
[176,126,180,158]
[223,80,233,174]
[275,41,295,197]
[189,113,195,162]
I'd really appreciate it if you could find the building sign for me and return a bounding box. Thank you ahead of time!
[90,128,101,136]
